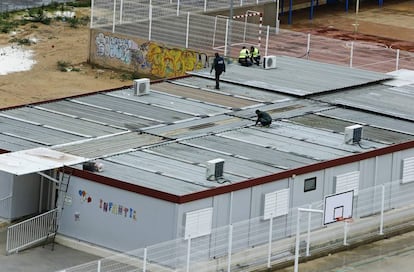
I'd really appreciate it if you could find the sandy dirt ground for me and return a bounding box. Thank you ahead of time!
[0,0,413,109]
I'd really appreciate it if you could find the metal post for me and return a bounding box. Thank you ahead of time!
[294,209,301,272]
[229,192,234,224]
[343,221,349,245]
[143,247,147,272]
[112,0,116,33]
[227,225,233,272]
[306,33,311,59]
[276,0,280,34]
[224,19,229,57]
[90,0,95,28]
[204,0,207,12]
[186,236,191,272]
[148,3,152,41]
[349,41,354,68]
[379,184,385,235]
[185,12,190,48]
[267,215,274,268]
[177,0,180,16]
[265,25,270,56]
[306,204,312,256]
[97,260,101,272]
[309,0,314,20]
[395,49,400,71]
[119,0,123,24]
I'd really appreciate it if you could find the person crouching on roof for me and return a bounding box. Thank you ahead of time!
[255,109,272,127]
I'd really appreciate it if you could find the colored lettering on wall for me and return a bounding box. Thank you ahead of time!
[99,198,137,221]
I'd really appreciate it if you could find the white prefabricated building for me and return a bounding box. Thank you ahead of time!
[1,58,414,253]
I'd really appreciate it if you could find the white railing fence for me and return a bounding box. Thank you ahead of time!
[91,0,414,74]
[60,179,414,272]
[6,208,58,255]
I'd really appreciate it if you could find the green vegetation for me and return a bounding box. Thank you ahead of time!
[0,1,91,35]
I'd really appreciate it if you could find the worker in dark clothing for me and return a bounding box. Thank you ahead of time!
[255,109,272,127]
[250,46,260,66]
[210,52,225,90]
[239,46,252,67]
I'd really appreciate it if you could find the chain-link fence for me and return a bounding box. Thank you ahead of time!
[60,178,414,272]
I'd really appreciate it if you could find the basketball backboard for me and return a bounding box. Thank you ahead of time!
[324,190,354,225]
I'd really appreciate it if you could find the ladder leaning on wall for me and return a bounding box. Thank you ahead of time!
[43,168,72,250]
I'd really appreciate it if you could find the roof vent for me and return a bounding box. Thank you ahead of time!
[344,124,363,144]
[133,78,150,96]
[206,158,225,181]
[263,55,277,70]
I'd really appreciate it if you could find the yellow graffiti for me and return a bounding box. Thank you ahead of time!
[146,42,205,78]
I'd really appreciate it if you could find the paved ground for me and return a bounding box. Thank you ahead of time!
[0,226,100,272]
[277,230,414,272]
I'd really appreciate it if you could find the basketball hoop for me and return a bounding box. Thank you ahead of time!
[336,216,353,223]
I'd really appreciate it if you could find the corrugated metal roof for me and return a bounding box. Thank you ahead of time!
[181,135,318,169]
[189,56,391,96]
[0,115,84,146]
[314,84,414,121]
[290,114,414,145]
[38,100,160,130]
[107,88,231,117]
[72,93,195,124]
[144,142,285,179]
[2,106,124,138]
[54,132,165,159]
[146,115,251,139]
[149,82,259,109]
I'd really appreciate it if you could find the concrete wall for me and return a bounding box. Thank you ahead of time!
[59,176,177,252]
[89,29,209,79]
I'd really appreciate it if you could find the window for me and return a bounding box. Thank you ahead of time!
[304,177,317,192]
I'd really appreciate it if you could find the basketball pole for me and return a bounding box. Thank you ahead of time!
[294,208,323,272]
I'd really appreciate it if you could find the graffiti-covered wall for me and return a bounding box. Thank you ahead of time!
[89,29,209,78]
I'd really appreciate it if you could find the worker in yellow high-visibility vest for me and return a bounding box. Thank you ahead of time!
[250,46,260,66]
[238,46,252,67]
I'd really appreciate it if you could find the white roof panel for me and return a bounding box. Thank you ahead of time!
[0,147,87,175]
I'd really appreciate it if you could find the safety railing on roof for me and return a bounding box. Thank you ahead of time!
[60,179,414,272]
[6,208,58,255]
[91,0,414,74]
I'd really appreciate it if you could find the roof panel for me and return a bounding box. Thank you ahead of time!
[0,115,84,146]
[54,132,165,159]
[108,88,232,116]
[38,100,160,129]
[189,56,391,96]
[145,142,285,178]
[3,107,124,137]
[152,81,259,108]
[314,84,414,121]
[182,135,318,170]
[72,93,195,123]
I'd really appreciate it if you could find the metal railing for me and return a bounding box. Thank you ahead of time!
[6,208,58,255]
[60,179,414,272]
